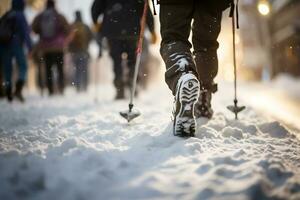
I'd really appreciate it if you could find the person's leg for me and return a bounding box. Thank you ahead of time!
[75,52,89,92]
[13,45,28,102]
[160,4,198,95]
[81,52,89,92]
[44,53,54,95]
[192,3,222,90]
[192,3,222,118]
[2,46,14,101]
[108,39,125,99]
[34,52,45,96]
[124,39,138,96]
[159,3,200,137]
[55,52,65,95]
[72,53,81,92]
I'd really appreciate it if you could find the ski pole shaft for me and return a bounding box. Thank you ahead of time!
[232,7,237,102]
[129,0,149,107]
[129,52,142,106]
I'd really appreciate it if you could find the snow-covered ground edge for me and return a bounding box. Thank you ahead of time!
[0,83,300,200]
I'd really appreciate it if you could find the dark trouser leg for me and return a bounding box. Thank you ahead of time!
[192,3,222,90]
[73,52,89,92]
[81,53,89,91]
[159,4,198,95]
[54,52,64,94]
[2,46,13,101]
[44,53,54,95]
[123,40,137,90]
[73,53,82,91]
[108,39,124,93]
[13,45,28,83]
[13,45,28,102]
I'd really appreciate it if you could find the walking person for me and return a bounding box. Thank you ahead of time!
[91,0,156,100]
[69,11,93,92]
[158,0,232,137]
[0,0,32,102]
[32,0,70,95]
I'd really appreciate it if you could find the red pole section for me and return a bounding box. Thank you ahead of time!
[136,0,149,54]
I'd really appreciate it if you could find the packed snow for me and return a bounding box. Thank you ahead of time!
[239,75,300,132]
[271,74,300,100]
[0,81,300,200]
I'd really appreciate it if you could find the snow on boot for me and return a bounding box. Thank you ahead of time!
[173,73,200,137]
[195,88,213,119]
[15,80,25,103]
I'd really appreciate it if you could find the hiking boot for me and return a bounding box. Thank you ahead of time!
[194,84,217,119]
[194,89,213,119]
[173,73,200,137]
[15,80,25,103]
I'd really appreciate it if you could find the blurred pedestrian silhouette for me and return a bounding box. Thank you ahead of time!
[68,11,93,92]
[91,0,156,100]
[32,0,70,96]
[0,0,32,102]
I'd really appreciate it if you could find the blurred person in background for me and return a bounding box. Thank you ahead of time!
[69,10,93,92]
[91,0,157,100]
[0,0,32,102]
[32,0,70,96]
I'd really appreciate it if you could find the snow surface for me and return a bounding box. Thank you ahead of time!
[0,82,300,200]
[271,74,300,100]
[239,75,300,133]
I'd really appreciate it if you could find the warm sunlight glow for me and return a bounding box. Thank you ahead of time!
[258,1,270,16]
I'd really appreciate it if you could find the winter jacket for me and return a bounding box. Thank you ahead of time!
[69,20,93,53]
[157,0,233,11]
[6,0,32,50]
[91,0,154,40]
[32,8,70,53]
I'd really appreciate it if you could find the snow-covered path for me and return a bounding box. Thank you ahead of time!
[0,83,300,200]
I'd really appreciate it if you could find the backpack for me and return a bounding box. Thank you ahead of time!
[40,10,59,39]
[0,11,16,45]
[69,22,91,51]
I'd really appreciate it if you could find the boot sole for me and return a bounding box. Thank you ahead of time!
[174,76,200,137]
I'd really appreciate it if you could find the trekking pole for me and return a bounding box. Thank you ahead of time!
[120,0,148,122]
[227,0,245,120]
